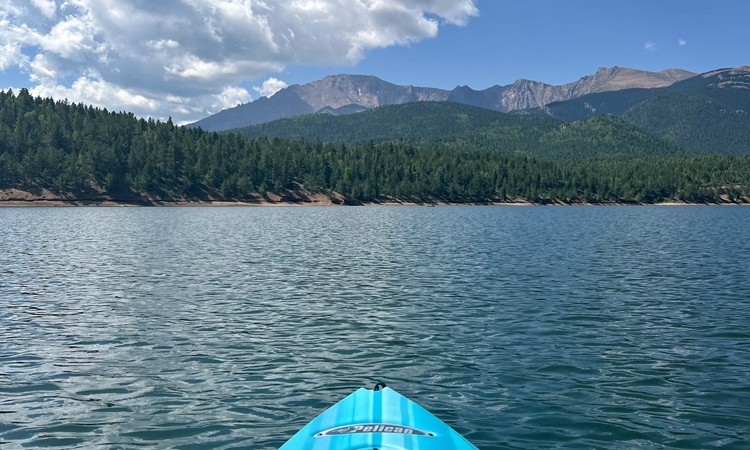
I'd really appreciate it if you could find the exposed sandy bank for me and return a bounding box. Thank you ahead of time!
[1,189,747,207]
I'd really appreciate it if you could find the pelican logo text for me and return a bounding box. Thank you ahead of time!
[315,424,434,437]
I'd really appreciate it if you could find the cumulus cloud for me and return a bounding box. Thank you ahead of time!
[253,77,288,98]
[679,38,686,46]
[30,0,57,18]
[645,41,657,51]
[213,86,253,111]
[0,0,478,123]
[0,42,27,70]
[31,76,161,112]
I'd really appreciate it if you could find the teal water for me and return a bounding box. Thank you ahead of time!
[1,206,749,450]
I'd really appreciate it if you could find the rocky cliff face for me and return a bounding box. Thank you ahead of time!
[701,65,750,88]
[190,68,697,131]
[447,67,697,113]
[292,75,449,111]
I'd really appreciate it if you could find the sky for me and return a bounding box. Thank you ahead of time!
[1,0,748,124]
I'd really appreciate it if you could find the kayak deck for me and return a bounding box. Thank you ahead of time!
[279,385,479,450]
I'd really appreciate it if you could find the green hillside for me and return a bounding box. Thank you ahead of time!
[227,101,680,159]
[524,67,750,154]
[522,88,658,122]
[228,101,557,147]
[539,115,681,158]
[622,93,750,154]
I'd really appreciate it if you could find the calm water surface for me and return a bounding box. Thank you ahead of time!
[1,206,749,449]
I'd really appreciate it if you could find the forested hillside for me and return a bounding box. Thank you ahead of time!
[622,93,750,154]
[523,88,658,122]
[227,102,681,159]
[524,67,750,154]
[1,89,749,204]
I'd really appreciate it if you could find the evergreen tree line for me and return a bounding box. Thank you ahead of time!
[228,102,684,160]
[1,89,748,204]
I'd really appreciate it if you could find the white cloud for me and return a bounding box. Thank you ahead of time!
[645,41,657,51]
[26,74,254,125]
[31,76,161,112]
[147,39,180,50]
[29,53,57,80]
[253,77,288,98]
[0,42,27,70]
[214,85,253,111]
[30,0,57,19]
[679,38,686,46]
[0,0,478,123]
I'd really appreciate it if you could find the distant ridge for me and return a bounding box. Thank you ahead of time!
[316,104,370,116]
[190,67,696,131]
[447,67,696,113]
[190,75,449,132]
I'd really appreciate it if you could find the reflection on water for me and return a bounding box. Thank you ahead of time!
[1,206,749,449]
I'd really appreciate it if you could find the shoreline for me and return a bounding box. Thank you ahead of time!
[1,199,746,208]
[2,188,747,207]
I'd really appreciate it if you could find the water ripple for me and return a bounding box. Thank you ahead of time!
[1,206,749,449]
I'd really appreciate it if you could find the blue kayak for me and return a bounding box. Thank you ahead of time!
[279,383,479,450]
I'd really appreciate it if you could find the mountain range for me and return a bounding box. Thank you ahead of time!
[222,66,750,156]
[190,67,696,131]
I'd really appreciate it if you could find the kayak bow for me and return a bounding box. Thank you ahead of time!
[279,383,479,450]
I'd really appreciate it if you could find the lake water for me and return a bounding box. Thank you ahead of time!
[1,206,749,450]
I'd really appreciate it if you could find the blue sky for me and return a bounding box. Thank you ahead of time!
[275,0,749,90]
[1,0,747,122]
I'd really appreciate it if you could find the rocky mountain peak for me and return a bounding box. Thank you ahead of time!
[292,74,449,112]
[595,66,621,76]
